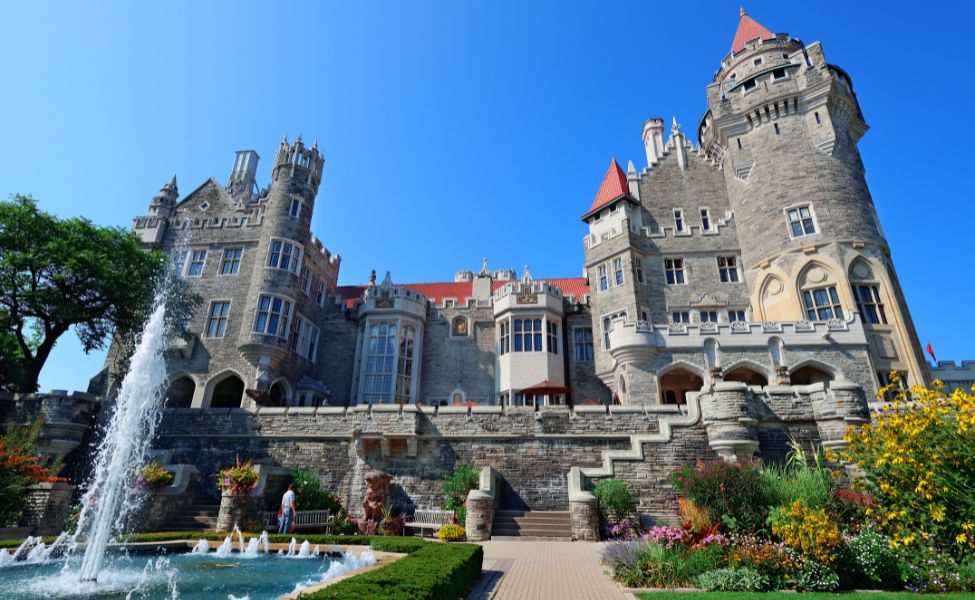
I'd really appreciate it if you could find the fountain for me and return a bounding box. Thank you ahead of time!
[214,535,234,557]
[190,539,210,555]
[73,302,170,582]
[296,540,311,558]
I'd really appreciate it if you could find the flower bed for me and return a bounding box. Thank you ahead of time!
[602,380,975,593]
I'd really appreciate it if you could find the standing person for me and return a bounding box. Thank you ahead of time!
[278,483,296,534]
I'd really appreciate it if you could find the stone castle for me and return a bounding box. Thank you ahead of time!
[13,10,970,539]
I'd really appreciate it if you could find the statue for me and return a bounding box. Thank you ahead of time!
[360,470,391,529]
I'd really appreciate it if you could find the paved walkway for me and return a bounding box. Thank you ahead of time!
[469,540,629,600]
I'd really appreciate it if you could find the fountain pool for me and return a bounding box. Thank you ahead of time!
[0,546,377,599]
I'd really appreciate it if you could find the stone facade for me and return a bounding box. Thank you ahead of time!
[66,11,968,533]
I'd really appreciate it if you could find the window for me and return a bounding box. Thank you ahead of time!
[853,285,888,325]
[674,209,684,232]
[602,311,626,349]
[290,316,303,351]
[288,198,302,218]
[363,322,396,404]
[613,258,624,286]
[736,138,742,150]
[598,265,608,291]
[266,239,302,273]
[753,57,763,66]
[814,112,821,125]
[774,123,780,135]
[173,250,187,275]
[315,278,325,306]
[513,318,542,352]
[187,249,207,277]
[293,319,320,361]
[743,79,757,91]
[574,328,593,361]
[772,67,786,79]
[499,321,510,355]
[672,311,690,324]
[717,256,740,282]
[220,248,242,275]
[253,295,292,337]
[640,309,649,322]
[728,310,746,322]
[802,286,844,321]
[299,264,311,293]
[395,326,415,404]
[700,208,711,231]
[635,257,644,283]
[700,311,718,323]
[877,370,907,389]
[205,301,230,338]
[546,321,558,354]
[665,258,685,285]
[787,206,816,238]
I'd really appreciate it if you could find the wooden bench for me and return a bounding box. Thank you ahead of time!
[404,509,455,537]
[259,509,331,532]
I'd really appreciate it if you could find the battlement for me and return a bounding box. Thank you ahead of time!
[583,207,734,251]
[930,361,975,389]
[308,234,340,266]
[272,135,324,190]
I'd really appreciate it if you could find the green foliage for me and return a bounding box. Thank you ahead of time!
[439,464,478,525]
[694,566,768,592]
[292,466,342,513]
[671,459,770,533]
[593,479,636,523]
[0,195,185,392]
[304,540,483,600]
[762,440,836,511]
[790,558,840,592]
[437,524,466,542]
[838,527,901,589]
[622,541,725,588]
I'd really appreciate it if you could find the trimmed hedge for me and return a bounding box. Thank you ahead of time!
[305,541,483,600]
[0,532,483,599]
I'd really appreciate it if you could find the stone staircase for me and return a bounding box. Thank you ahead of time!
[491,510,572,540]
[166,495,219,532]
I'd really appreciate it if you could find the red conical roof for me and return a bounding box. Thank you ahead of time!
[731,8,774,54]
[584,158,629,217]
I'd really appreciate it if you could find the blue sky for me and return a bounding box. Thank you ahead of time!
[1,0,971,392]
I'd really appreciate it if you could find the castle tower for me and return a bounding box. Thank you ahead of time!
[148,175,178,218]
[236,135,326,371]
[700,9,928,386]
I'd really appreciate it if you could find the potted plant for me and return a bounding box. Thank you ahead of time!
[215,458,259,531]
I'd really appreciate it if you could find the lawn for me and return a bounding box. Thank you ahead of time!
[636,594,975,600]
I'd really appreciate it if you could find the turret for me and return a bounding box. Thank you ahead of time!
[272,135,324,196]
[701,9,928,386]
[148,175,178,218]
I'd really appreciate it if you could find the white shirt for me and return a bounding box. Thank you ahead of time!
[281,490,295,510]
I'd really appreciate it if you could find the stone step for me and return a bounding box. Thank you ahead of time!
[489,535,573,541]
[495,510,569,517]
[493,514,571,525]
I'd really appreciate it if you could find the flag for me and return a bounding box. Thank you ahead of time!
[926,341,936,363]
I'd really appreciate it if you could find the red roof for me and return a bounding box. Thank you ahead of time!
[731,8,774,54]
[334,277,590,309]
[583,158,629,219]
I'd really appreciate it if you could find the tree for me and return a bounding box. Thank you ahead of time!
[0,195,170,392]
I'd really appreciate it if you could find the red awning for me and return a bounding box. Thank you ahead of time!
[520,380,570,395]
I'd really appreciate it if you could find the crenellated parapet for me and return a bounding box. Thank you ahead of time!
[0,390,101,459]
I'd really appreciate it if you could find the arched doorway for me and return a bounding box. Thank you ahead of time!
[210,375,245,408]
[724,365,769,387]
[267,381,289,407]
[790,364,833,386]
[659,367,704,405]
[164,376,195,408]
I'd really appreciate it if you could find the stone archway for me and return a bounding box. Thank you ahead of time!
[724,365,769,387]
[659,367,704,405]
[210,374,245,408]
[790,364,834,386]
[164,375,195,408]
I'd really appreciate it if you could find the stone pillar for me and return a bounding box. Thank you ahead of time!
[464,466,498,542]
[811,380,869,452]
[23,482,75,536]
[567,467,599,541]
[699,382,760,461]
[216,491,256,532]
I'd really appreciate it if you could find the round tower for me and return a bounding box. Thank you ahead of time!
[700,9,928,386]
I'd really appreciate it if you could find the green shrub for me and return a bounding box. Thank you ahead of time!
[437,524,465,542]
[293,466,342,513]
[440,464,479,525]
[593,479,636,523]
[623,541,725,588]
[671,459,770,533]
[694,566,768,591]
[839,527,901,589]
[305,541,483,600]
[761,441,835,511]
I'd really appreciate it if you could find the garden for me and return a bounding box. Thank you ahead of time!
[600,379,975,594]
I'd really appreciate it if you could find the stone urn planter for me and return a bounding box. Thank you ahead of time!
[216,491,256,532]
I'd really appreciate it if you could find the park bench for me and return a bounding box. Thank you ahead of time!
[404,509,455,537]
[259,509,331,532]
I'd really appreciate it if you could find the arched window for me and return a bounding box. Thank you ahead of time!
[164,376,195,408]
[790,364,833,386]
[363,322,397,404]
[798,263,843,321]
[848,260,888,325]
[210,375,244,408]
[268,381,288,407]
[395,326,415,404]
[659,367,704,405]
[724,366,768,387]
